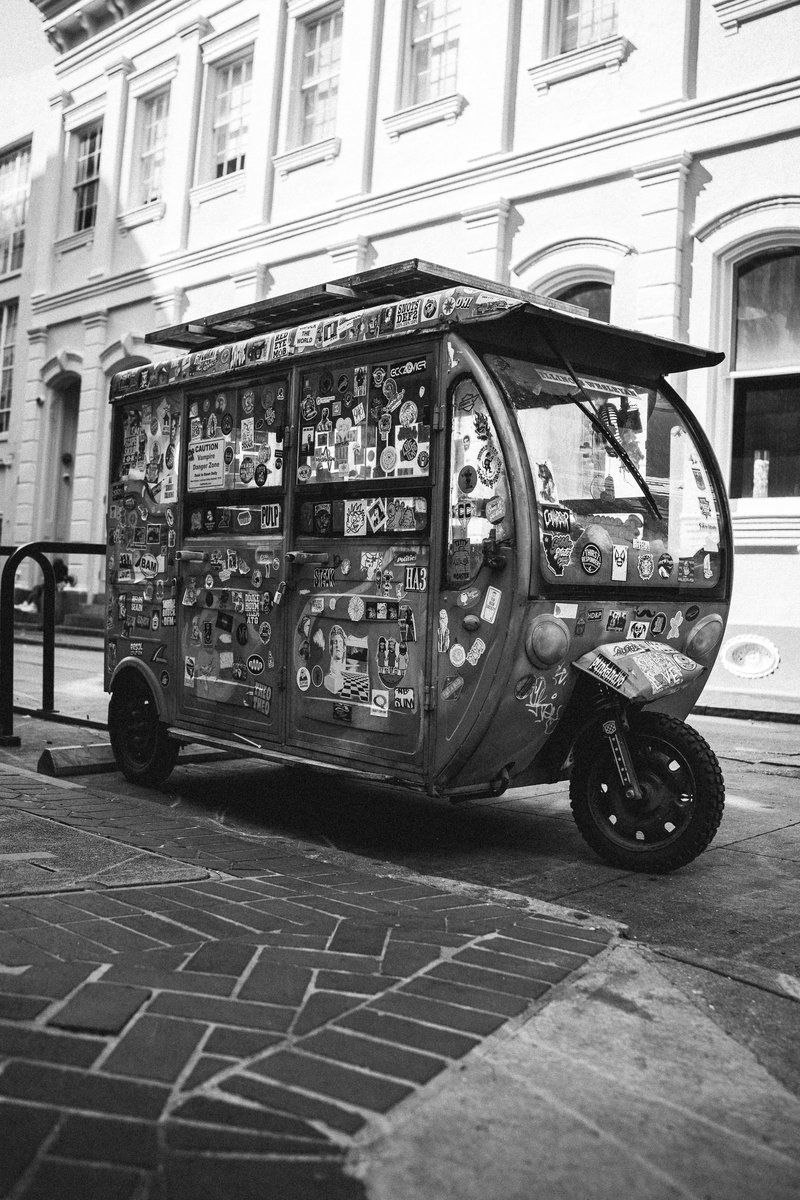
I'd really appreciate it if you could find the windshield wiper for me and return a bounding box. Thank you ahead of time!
[539,327,662,523]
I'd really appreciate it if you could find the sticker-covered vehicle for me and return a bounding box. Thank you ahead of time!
[105,260,732,873]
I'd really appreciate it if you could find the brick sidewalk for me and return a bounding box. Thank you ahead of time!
[0,768,613,1200]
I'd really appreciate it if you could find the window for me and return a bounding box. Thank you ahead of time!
[730,249,800,500]
[557,0,618,53]
[137,90,169,205]
[554,281,611,322]
[408,0,460,105]
[74,123,102,232]
[298,9,342,146]
[212,55,252,178]
[0,302,17,435]
[0,143,30,274]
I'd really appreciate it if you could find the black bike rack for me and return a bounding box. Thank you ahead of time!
[0,541,106,745]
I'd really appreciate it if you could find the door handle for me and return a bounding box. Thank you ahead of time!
[175,550,209,564]
[286,551,330,566]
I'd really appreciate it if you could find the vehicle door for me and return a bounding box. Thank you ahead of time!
[176,374,288,742]
[284,346,439,781]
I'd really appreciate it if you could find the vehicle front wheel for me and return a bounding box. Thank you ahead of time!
[569,711,725,873]
[108,673,179,786]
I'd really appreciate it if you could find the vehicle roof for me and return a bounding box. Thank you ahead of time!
[145,259,723,382]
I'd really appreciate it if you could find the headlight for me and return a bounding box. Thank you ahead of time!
[525,614,570,668]
[683,613,724,663]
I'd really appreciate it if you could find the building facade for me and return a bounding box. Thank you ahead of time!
[6,0,800,712]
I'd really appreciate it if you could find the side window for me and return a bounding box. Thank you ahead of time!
[111,394,181,509]
[446,376,513,587]
[185,378,287,536]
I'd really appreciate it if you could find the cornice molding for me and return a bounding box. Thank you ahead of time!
[29,72,800,319]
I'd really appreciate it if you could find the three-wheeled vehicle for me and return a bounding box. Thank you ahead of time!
[105,260,732,872]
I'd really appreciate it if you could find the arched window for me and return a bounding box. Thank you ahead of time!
[554,280,611,323]
[730,248,800,499]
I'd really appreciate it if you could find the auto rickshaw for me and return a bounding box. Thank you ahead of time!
[105,260,732,873]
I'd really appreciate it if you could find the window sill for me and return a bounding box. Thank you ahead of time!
[0,268,22,284]
[730,506,800,550]
[54,229,94,256]
[527,36,634,94]
[712,0,799,34]
[189,172,246,209]
[117,200,166,233]
[382,92,467,140]
[272,137,341,178]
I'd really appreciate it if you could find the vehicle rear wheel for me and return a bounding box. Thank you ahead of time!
[569,711,725,873]
[108,673,178,786]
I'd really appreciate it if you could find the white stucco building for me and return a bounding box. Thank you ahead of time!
[4,0,800,713]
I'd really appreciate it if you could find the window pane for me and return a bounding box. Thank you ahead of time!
[0,301,17,435]
[213,56,252,178]
[409,0,460,104]
[554,281,611,322]
[735,249,800,371]
[0,144,30,274]
[139,90,169,205]
[730,376,800,499]
[298,10,342,145]
[560,0,618,54]
[74,124,102,232]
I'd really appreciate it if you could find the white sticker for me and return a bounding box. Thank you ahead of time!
[481,586,502,625]
[370,689,389,717]
[466,638,486,666]
[612,545,628,582]
[297,667,311,691]
[449,644,466,668]
[626,620,650,640]
[553,603,577,619]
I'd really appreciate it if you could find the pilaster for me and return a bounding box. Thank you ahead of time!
[632,153,693,341]
[89,59,133,279]
[160,18,212,253]
[335,0,385,201]
[461,200,512,283]
[327,236,371,277]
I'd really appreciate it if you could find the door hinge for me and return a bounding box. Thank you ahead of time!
[424,684,436,711]
[432,407,444,432]
[279,665,287,691]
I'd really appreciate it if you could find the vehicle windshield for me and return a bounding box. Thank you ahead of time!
[484,354,725,592]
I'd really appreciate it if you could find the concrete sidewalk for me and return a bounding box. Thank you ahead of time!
[0,756,798,1198]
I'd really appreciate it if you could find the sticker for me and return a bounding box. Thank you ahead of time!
[297,667,311,691]
[437,609,451,653]
[370,689,389,717]
[542,533,574,576]
[651,612,667,636]
[311,665,324,688]
[581,544,602,575]
[485,496,506,524]
[380,446,397,473]
[404,566,427,592]
[587,656,628,690]
[345,499,367,536]
[348,595,365,622]
[247,654,265,675]
[678,559,695,583]
[540,504,571,534]
[685,604,700,621]
[638,553,655,581]
[184,656,196,689]
[554,603,578,619]
[658,553,674,579]
[449,644,466,667]
[393,687,416,711]
[668,611,684,640]
[481,586,502,625]
[313,568,335,589]
[441,674,465,700]
[458,466,478,495]
[627,620,650,640]
[466,637,486,666]
[611,545,628,582]
[333,702,353,723]
[258,622,272,644]
[606,610,626,632]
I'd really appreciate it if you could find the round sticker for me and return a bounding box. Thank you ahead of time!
[348,595,365,622]
[240,458,254,484]
[458,466,478,494]
[160,671,170,687]
[581,544,602,575]
[221,413,233,435]
[254,464,268,487]
[297,667,311,692]
[311,665,324,688]
[657,553,674,579]
[399,401,418,426]
[224,446,234,465]
[380,446,397,473]
[401,439,418,462]
[685,604,700,621]
[418,451,429,470]
[449,644,466,667]
[165,508,175,528]
[242,391,255,414]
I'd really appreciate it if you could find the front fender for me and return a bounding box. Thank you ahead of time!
[109,657,168,721]
[573,640,704,704]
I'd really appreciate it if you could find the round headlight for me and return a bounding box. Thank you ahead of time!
[525,614,571,668]
[683,613,724,663]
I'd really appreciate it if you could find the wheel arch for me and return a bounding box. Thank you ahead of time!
[109,658,168,721]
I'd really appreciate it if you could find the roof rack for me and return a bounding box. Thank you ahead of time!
[145,259,588,350]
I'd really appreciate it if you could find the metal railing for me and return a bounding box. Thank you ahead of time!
[0,541,106,745]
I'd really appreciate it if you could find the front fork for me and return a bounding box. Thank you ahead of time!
[600,707,643,802]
